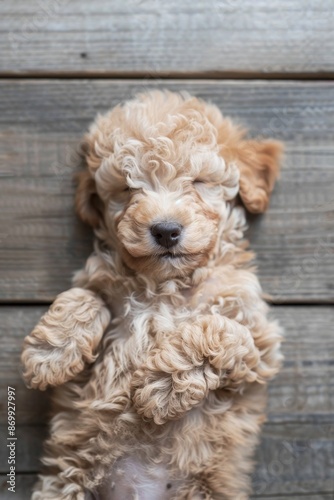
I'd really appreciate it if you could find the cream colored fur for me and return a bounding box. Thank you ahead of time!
[21,90,283,500]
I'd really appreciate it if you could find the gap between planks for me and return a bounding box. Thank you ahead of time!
[1,71,334,80]
[0,301,333,306]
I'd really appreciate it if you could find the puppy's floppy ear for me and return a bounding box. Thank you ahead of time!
[237,140,283,213]
[74,137,105,228]
[75,169,102,228]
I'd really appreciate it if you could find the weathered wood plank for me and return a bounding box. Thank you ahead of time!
[255,496,334,499]
[0,422,333,495]
[2,301,333,495]
[1,305,333,425]
[0,474,37,500]
[1,303,334,500]
[1,475,333,500]
[253,422,334,496]
[1,0,334,75]
[251,492,333,500]
[0,80,333,302]
[266,306,334,421]
[0,426,46,474]
[0,307,50,425]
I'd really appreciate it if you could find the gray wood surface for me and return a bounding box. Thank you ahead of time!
[1,2,333,499]
[1,305,334,426]
[1,0,334,76]
[1,475,333,500]
[0,426,46,474]
[1,422,333,496]
[1,80,333,302]
[254,422,334,496]
[0,306,333,496]
[0,475,37,500]
[0,307,50,425]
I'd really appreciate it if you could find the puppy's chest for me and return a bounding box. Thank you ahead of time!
[108,272,244,342]
[108,295,187,343]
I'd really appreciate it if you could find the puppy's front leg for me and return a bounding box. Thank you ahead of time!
[132,315,260,424]
[21,288,110,390]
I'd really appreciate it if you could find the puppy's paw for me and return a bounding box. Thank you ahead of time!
[132,362,218,425]
[194,315,260,386]
[21,288,110,390]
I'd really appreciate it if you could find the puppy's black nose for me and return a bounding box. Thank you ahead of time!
[150,222,183,249]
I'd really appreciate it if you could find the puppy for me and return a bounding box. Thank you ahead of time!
[21,90,283,499]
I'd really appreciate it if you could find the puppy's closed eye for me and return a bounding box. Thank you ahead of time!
[193,178,221,192]
[193,179,215,187]
[193,179,224,209]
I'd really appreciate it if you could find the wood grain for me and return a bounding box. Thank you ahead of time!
[1,302,333,498]
[1,3,333,500]
[1,475,333,500]
[0,305,333,496]
[0,80,333,302]
[1,0,334,76]
[0,474,37,500]
[253,422,334,496]
[0,426,46,474]
[0,307,50,425]
[1,305,333,421]
[0,421,333,495]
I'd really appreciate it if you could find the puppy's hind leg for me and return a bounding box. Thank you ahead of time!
[31,413,95,500]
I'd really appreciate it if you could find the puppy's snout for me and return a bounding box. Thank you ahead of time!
[150,222,183,249]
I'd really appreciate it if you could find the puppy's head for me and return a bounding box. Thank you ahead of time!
[76,91,282,280]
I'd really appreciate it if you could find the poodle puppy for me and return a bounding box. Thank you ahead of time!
[21,90,283,500]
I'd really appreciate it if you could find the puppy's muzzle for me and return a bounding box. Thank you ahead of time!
[150,222,183,249]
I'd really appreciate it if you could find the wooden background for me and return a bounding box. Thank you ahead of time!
[0,1,334,499]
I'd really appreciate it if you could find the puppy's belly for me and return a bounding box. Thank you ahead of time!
[94,456,181,500]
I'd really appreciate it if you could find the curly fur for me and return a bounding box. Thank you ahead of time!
[21,90,283,499]
[21,288,111,390]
